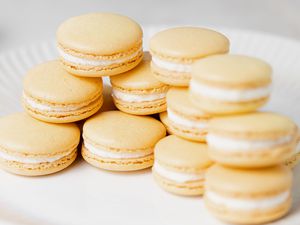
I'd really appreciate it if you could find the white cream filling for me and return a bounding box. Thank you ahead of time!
[23,93,95,112]
[152,56,192,73]
[112,88,166,103]
[206,190,289,210]
[0,149,73,164]
[153,161,204,183]
[207,134,293,152]
[84,142,153,159]
[190,81,271,102]
[58,47,142,66]
[167,108,207,129]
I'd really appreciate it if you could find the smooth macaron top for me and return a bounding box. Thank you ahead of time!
[192,54,272,87]
[83,111,166,150]
[110,52,167,91]
[155,135,213,171]
[209,112,298,139]
[23,60,103,104]
[149,27,229,60]
[57,12,143,55]
[167,87,210,117]
[0,113,80,155]
[206,164,292,196]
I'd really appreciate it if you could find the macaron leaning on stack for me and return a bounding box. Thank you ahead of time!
[149,27,230,86]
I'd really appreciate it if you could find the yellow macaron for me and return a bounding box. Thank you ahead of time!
[160,87,211,142]
[110,52,169,115]
[204,164,292,224]
[207,112,298,168]
[190,54,272,115]
[57,12,143,77]
[153,135,213,196]
[82,111,166,171]
[149,27,229,86]
[0,113,80,176]
[22,60,103,123]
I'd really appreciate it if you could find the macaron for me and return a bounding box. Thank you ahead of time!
[82,111,166,171]
[160,87,211,142]
[149,27,229,86]
[110,52,169,115]
[0,113,80,176]
[204,164,292,224]
[190,54,272,115]
[57,12,143,77]
[153,135,213,196]
[23,60,103,123]
[207,112,298,168]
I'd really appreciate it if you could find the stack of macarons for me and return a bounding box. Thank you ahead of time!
[0,11,298,225]
[147,27,299,224]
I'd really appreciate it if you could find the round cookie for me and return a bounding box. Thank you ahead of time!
[82,111,166,171]
[0,113,80,176]
[110,52,169,115]
[149,27,229,86]
[57,13,143,77]
[153,135,213,196]
[23,60,103,123]
[190,54,272,115]
[160,87,211,142]
[204,164,292,224]
[207,112,298,168]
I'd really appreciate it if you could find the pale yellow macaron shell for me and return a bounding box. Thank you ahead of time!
[57,12,142,55]
[110,52,168,92]
[209,112,298,139]
[0,113,80,155]
[150,27,229,60]
[192,54,272,87]
[155,135,213,172]
[23,60,103,104]
[206,164,292,197]
[167,87,210,117]
[83,111,166,150]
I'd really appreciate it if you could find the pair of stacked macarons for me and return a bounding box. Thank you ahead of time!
[146,26,299,224]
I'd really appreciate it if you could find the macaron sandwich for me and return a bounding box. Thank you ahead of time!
[0,113,80,176]
[82,111,166,171]
[110,52,169,115]
[190,54,272,115]
[57,13,143,77]
[149,27,229,86]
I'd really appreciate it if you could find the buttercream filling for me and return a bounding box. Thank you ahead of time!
[84,142,153,159]
[23,93,99,112]
[152,56,192,73]
[112,88,166,103]
[207,134,293,152]
[0,149,74,164]
[167,108,207,129]
[58,47,142,66]
[190,81,271,102]
[152,161,204,183]
[205,190,289,210]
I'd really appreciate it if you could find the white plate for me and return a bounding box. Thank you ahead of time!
[0,27,299,225]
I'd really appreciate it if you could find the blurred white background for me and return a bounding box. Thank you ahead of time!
[0,0,299,52]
